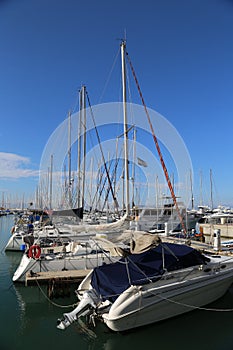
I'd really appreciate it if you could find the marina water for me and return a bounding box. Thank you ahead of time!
[1,215,233,350]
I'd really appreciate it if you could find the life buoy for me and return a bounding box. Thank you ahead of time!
[28,245,41,259]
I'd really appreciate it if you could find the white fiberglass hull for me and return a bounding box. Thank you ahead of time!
[4,228,96,252]
[4,233,26,251]
[102,261,233,331]
[13,251,118,283]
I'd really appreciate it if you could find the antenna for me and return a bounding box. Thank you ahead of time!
[124,28,127,41]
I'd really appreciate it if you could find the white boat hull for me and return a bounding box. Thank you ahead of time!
[12,250,119,282]
[5,217,129,252]
[5,228,102,252]
[4,233,27,251]
[103,263,233,331]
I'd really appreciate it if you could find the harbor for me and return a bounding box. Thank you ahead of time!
[1,42,233,345]
[1,215,233,350]
[1,1,233,348]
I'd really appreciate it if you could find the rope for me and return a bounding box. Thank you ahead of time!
[124,257,132,285]
[95,285,233,313]
[35,279,97,339]
[125,48,187,235]
[98,46,120,103]
[86,92,119,213]
[154,291,233,312]
[34,278,78,309]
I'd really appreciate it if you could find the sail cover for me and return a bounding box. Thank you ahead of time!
[91,242,209,302]
[51,207,83,219]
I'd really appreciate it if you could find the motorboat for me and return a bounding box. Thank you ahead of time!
[130,202,202,233]
[197,210,233,243]
[57,239,233,332]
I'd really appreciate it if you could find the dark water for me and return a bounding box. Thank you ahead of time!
[1,215,233,350]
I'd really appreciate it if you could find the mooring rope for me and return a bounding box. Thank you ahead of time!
[151,290,233,312]
[35,278,78,309]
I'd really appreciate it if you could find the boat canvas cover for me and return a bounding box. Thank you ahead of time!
[51,207,83,219]
[91,243,209,302]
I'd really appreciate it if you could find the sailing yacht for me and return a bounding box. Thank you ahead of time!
[12,42,134,282]
[56,41,233,333]
[12,236,129,283]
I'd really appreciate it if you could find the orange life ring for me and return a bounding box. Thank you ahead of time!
[195,233,203,237]
[28,245,41,259]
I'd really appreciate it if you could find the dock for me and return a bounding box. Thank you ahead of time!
[25,269,91,286]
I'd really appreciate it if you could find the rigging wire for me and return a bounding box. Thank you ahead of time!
[98,46,121,104]
[86,91,119,214]
[125,47,187,235]
[155,292,233,312]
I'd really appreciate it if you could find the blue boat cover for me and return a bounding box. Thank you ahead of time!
[91,242,209,302]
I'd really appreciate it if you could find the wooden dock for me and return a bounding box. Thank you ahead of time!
[25,269,91,286]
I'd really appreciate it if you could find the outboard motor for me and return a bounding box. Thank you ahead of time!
[57,289,100,330]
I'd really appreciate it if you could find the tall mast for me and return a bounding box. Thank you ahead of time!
[126,47,187,234]
[77,89,82,208]
[190,169,194,210]
[81,85,87,210]
[210,168,213,210]
[132,128,136,207]
[49,154,53,209]
[67,111,72,207]
[121,40,130,216]
[199,169,203,206]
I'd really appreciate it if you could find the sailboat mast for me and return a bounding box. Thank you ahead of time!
[199,170,203,206]
[68,111,72,207]
[81,85,87,210]
[126,47,187,234]
[210,168,213,210]
[190,169,194,210]
[121,41,130,216]
[49,154,53,209]
[77,89,82,208]
[132,128,136,207]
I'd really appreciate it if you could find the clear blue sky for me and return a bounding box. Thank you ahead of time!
[1,0,233,209]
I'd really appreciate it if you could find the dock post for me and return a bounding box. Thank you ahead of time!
[213,229,221,251]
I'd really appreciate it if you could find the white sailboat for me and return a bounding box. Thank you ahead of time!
[12,42,134,282]
[55,41,233,333]
[12,236,129,283]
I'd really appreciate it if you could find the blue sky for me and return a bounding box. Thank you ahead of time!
[0,0,233,209]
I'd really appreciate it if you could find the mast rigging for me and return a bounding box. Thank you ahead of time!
[125,45,187,234]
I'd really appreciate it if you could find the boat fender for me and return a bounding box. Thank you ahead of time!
[11,226,15,234]
[28,245,41,259]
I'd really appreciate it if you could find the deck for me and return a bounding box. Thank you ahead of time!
[25,269,91,286]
